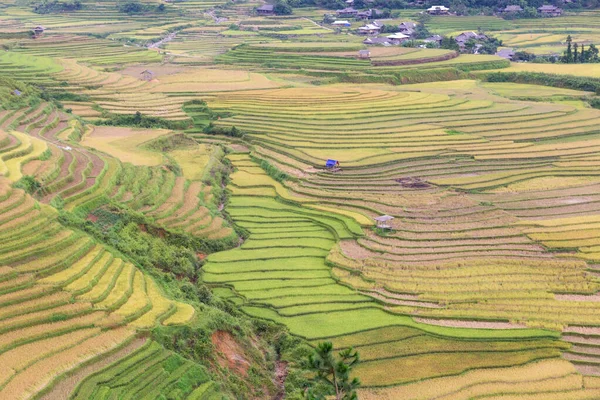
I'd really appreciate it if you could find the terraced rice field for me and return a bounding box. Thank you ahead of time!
[0,177,198,399]
[197,81,600,395]
[2,1,600,398]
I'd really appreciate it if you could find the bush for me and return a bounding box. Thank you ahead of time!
[93,111,192,130]
[118,2,147,13]
[14,175,42,195]
[483,71,600,94]
[33,0,82,14]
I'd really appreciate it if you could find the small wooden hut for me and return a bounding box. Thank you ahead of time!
[31,26,45,39]
[374,215,394,229]
[140,69,154,81]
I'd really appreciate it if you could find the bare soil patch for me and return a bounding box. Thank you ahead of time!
[555,293,600,302]
[563,326,600,335]
[211,330,250,377]
[414,317,527,329]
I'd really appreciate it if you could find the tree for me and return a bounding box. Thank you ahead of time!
[274,0,293,15]
[588,44,599,62]
[574,42,579,63]
[14,175,42,195]
[305,342,360,400]
[464,38,477,53]
[441,36,459,51]
[563,35,573,63]
[581,44,587,63]
[413,21,431,40]
[118,1,144,13]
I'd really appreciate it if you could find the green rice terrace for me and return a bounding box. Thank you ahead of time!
[1,0,600,398]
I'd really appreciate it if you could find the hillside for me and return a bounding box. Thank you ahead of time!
[1,1,600,399]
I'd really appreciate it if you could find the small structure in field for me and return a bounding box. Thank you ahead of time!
[140,69,154,81]
[31,26,45,38]
[325,159,341,172]
[358,49,371,58]
[427,5,449,15]
[12,89,22,96]
[374,215,394,230]
[396,176,430,188]
[256,4,274,15]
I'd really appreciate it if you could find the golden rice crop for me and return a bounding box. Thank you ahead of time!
[0,303,91,332]
[96,263,135,309]
[162,302,195,325]
[358,359,576,400]
[130,278,172,329]
[65,252,114,292]
[0,312,103,350]
[77,260,124,303]
[0,328,100,386]
[0,327,134,400]
[114,271,150,319]
[40,246,103,285]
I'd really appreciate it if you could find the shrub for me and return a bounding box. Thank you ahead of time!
[14,175,42,195]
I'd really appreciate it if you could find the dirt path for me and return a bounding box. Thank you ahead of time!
[147,31,177,49]
[273,360,288,400]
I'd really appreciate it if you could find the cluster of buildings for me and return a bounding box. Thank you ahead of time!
[335,7,383,19]
[500,4,563,16]
[354,20,443,47]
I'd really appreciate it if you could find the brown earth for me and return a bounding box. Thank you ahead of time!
[211,330,250,377]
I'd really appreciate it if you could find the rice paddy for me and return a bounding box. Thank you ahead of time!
[2,0,600,398]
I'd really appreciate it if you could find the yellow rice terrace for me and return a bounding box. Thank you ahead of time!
[1,0,600,398]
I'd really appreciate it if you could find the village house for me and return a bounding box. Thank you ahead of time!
[363,37,393,46]
[336,7,358,17]
[501,5,523,13]
[455,31,487,50]
[386,32,410,44]
[427,5,450,15]
[538,4,563,16]
[398,22,417,36]
[423,34,443,45]
[256,4,274,15]
[496,48,515,60]
[358,22,381,35]
[357,8,381,19]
